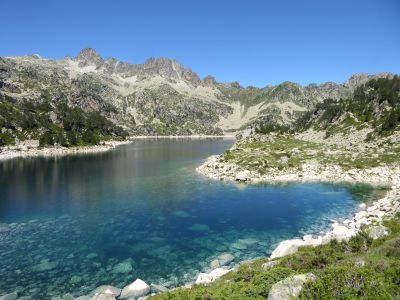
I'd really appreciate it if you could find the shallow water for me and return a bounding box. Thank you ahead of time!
[0,139,378,298]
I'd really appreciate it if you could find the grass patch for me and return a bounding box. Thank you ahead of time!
[222,134,400,172]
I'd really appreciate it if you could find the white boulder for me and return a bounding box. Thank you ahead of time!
[209,268,231,280]
[195,273,213,285]
[235,171,250,181]
[270,239,304,259]
[120,279,150,299]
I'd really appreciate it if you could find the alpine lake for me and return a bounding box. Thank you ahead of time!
[0,138,384,298]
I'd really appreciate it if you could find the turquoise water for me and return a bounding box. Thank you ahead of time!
[0,139,376,298]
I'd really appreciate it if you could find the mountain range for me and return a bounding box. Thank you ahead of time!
[0,48,394,138]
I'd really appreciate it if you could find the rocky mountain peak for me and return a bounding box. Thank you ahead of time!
[76,48,103,68]
[345,72,394,91]
[142,57,200,85]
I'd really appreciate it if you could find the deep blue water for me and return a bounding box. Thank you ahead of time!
[0,139,378,298]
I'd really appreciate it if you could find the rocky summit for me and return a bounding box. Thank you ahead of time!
[0,48,393,138]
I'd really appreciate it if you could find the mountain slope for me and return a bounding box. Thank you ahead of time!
[293,76,400,141]
[0,48,395,145]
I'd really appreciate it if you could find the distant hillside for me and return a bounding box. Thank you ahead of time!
[291,76,400,140]
[0,48,395,146]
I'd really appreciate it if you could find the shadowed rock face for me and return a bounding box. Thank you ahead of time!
[0,48,394,136]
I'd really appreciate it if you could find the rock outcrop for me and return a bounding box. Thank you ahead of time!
[120,279,150,299]
[268,273,316,300]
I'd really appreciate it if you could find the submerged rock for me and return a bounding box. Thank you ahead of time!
[70,275,82,284]
[0,292,18,300]
[61,294,75,300]
[187,224,210,231]
[120,279,150,299]
[268,273,316,300]
[150,284,169,294]
[210,253,234,268]
[0,223,11,233]
[172,210,191,218]
[32,259,59,272]
[90,294,115,300]
[112,260,133,274]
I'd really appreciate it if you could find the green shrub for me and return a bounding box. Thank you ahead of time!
[300,265,398,299]
[82,129,100,145]
[0,132,14,146]
[39,131,54,147]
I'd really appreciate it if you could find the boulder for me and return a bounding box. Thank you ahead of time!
[217,253,235,266]
[210,259,220,269]
[367,225,389,240]
[268,273,316,300]
[261,260,279,270]
[120,279,150,299]
[0,292,18,300]
[0,223,10,233]
[210,253,234,268]
[209,268,231,280]
[150,284,168,294]
[32,259,59,272]
[90,294,115,300]
[270,239,304,259]
[112,260,133,274]
[195,273,213,285]
[331,225,355,241]
[61,294,75,300]
[302,235,322,246]
[89,286,121,297]
[235,171,249,181]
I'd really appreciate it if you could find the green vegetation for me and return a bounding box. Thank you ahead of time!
[255,123,290,134]
[221,135,400,172]
[0,96,128,147]
[152,214,400,299]
[294,76,400,137]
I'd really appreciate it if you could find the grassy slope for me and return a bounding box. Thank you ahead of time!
[152,215,400,300]
[223,134,400,172]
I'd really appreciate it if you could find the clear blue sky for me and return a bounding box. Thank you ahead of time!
[1,0,399,87]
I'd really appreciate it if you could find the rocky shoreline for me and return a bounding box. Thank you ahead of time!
[197,151,400,257]
[0,140,133,161]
